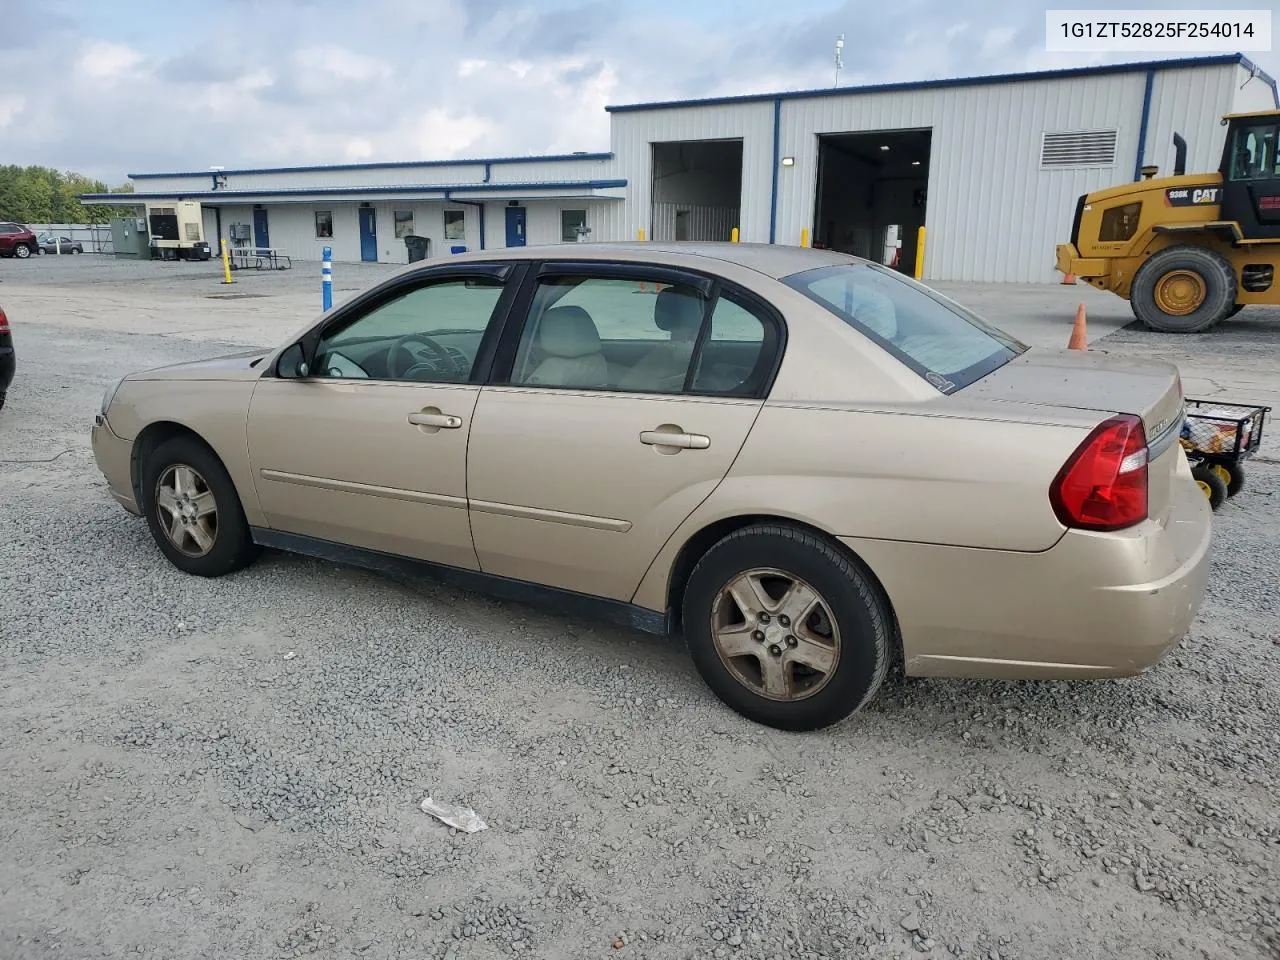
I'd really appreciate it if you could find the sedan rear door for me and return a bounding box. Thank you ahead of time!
[466,262,783,602]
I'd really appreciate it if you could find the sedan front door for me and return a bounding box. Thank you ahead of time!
[246,267,519,570]
[466,264,781,601]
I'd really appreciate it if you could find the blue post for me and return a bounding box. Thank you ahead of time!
[322,246,332,311]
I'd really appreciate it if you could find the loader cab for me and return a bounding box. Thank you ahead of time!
[1219,112,1280,240]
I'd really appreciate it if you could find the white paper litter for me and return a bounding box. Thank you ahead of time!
[420,796,488,833]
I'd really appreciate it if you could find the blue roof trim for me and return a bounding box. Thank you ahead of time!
[80,180,628,202]
[606,54,1272,112]
[128,152,614,180]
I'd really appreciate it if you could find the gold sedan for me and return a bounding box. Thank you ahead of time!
[92,243,1211,730]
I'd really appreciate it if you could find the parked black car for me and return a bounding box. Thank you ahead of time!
[0,303,13,410]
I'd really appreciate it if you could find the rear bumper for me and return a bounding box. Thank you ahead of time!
[91,414,140,516]
[844,468,1212,680]
[1055,243,1111,281]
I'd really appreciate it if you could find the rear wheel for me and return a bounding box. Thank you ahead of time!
[1218,461,1246,498]
[1226,303,1245,319]
[681,524,892,731]
[1190,464,1227,510]
[140,435,261,576]
[1131,246,1235,333]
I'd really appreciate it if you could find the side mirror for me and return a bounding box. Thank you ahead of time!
[277,342,310,378]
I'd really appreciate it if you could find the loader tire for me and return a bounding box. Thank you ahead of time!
[1131,246,1236,334]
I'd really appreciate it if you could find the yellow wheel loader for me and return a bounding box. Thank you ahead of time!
[1056,110,1280,333]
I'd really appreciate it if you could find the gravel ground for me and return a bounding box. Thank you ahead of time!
[1,260,1278,959]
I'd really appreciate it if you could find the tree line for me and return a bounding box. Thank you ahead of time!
[0,165,137,225]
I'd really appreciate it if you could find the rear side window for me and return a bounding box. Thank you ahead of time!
[783,263,1026,392]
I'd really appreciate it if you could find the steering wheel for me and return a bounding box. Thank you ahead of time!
[387,333,457,379]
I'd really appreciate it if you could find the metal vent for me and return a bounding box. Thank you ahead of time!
[1041,130,1118,167]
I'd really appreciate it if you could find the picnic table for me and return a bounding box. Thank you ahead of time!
[230,247,292,271]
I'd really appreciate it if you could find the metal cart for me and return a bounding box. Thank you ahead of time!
[1179,398,1271,510]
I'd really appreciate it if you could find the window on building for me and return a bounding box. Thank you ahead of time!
[444,209,465,241]
[394,209,415,238]
[560,209,588,242]
[315,211,333,238]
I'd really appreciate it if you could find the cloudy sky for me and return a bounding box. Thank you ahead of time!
[2,0,1276,183]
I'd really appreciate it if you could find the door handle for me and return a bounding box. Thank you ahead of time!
[640,429,710,450]
[408,411,462,429]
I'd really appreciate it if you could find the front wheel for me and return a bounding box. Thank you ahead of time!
[682,524,893,731]
[140,435,261,576]
[14,244,31,259]
[1130,246,1236,333]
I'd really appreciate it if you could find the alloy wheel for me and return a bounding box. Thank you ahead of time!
[155,464,219,557]
[710,567,841,701]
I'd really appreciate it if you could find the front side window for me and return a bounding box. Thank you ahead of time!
[1227,123,1279,181]
[443,210,466,241]
[314,277,505,383]
[315,211,333,238]
[509,276,708,393]
[783,263,1025,392]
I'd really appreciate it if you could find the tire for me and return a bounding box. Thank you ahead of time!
[139,435,261,577]
[0,391,6,411]
[1190,464,1227,511]
[1221,461,1246,498]
[1226,303,1245,319]
[681,523,893,731]
[14,244,31,259]
[1130,246,1236,333]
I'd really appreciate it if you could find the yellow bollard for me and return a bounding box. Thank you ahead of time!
[637,227,646,241]
[800,227,810,248]
[730,227,739,243]
[221,240,234,284]
[913,226,926,280]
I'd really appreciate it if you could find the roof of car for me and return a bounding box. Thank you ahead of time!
[447,241,860,280]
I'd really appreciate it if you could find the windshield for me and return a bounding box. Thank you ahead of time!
[782,262,1026,392]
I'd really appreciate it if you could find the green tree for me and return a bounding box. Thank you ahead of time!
[0,165,131,224]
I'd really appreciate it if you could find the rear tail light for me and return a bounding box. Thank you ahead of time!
[1050,414,1149,531]
[0,307,9,333]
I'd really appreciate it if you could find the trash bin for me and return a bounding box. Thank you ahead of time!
[404,235,430,262]
[190,240,211,261]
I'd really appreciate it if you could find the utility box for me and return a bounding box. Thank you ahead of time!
[146,201,206,259]
[110,216,151,259]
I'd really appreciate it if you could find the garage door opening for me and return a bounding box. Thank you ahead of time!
[814,129,931,274]
[651,139,743,242]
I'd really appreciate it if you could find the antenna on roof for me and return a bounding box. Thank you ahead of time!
[834,34,844,87]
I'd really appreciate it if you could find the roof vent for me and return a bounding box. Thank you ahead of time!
[1041,129,1118,168]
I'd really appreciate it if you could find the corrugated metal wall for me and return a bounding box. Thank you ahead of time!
[773,72,1159,282]
[650,202,739,241]
[1143,67,1235,176]
[612,62,1240,281]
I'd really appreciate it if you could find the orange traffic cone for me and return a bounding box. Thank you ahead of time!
[1061,271,1077,285]
[1068,303,1088,350]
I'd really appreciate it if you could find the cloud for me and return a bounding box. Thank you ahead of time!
[75,41,144,83]
[0,0,1275,183]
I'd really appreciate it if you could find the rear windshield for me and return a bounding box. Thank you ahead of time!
[782,262,1026,392]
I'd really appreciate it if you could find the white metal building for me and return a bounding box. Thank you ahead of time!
[84,53,1277,282]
